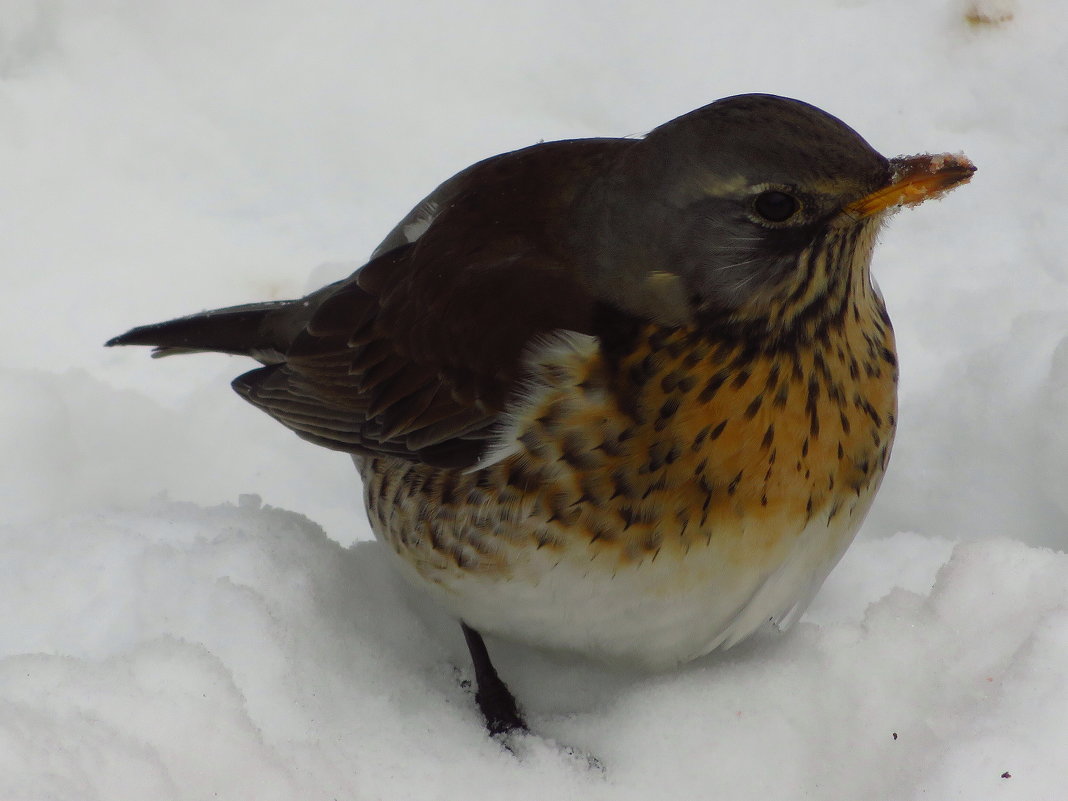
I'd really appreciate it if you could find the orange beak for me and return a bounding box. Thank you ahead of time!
[845,152,976,218]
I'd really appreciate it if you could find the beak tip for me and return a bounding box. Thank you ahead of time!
[850,151,975,217]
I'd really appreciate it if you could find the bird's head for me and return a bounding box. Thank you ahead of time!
[580,94,974,335]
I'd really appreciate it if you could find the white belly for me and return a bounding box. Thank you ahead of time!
[374,487,876,671]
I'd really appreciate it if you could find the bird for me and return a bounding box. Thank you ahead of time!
[107,93,974,737]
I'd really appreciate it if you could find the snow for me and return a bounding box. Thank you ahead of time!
[2,0,1066,797]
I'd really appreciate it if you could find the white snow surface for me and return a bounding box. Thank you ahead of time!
[2,0,1067,797]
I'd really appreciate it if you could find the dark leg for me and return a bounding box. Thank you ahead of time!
[460,622,528,735]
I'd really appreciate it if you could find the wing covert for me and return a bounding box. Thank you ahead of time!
[233,139,629,467]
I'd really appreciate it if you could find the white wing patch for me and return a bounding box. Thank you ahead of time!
[402,200,439,244]
[467,329,600,473]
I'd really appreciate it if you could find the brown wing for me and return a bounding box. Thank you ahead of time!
[233,138,631,468]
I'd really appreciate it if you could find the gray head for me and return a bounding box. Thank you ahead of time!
[577,95,903,330]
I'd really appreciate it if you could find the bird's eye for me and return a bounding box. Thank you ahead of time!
[753,191,799,223]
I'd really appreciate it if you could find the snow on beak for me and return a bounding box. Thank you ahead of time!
[846,152,976,218]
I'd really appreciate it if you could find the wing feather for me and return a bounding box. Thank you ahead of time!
[230,139,632,467]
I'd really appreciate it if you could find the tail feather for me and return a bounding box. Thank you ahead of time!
[106,299,303,362]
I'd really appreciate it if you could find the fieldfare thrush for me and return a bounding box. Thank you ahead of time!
[108,93,975,736]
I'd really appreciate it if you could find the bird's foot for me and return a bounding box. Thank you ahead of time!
[476,676,529,736]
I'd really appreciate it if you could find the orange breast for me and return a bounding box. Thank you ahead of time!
[484,304,898,575]
[362,289,897,596]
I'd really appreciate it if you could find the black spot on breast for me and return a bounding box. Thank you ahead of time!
[813,350,830,381]
[692,425,711,451]
[645,441,674,473]
[437,471,457,506]
[506,461,542,492]
[536,402,564,429]
[648,328,670,352]
[403,468,427,498]
[859,399,883,427]
[727,470,743,496]
[744,395,764,420]
[642,472,669,499]
[641,530,662,552]
[682,341,710,369]
[698,370,729,403]
[827,381,844,405]
[596,436,626,458]
[376,469,392,502]
[806,376,821,409]
[571,491,594,508]
[546,493,579,526]
[655,397,681,432]
[676,374,697,393]
[610,469,635,500]
[764,363,781,393]
[761,424,775,451]
[660,370,683,393]
[588,521,618,544]
[560,433,597,469]
[698,474,714,496]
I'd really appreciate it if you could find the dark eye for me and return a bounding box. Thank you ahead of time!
[753,191,799,223]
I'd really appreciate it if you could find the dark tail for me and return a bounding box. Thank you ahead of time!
[106,299,304,362]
